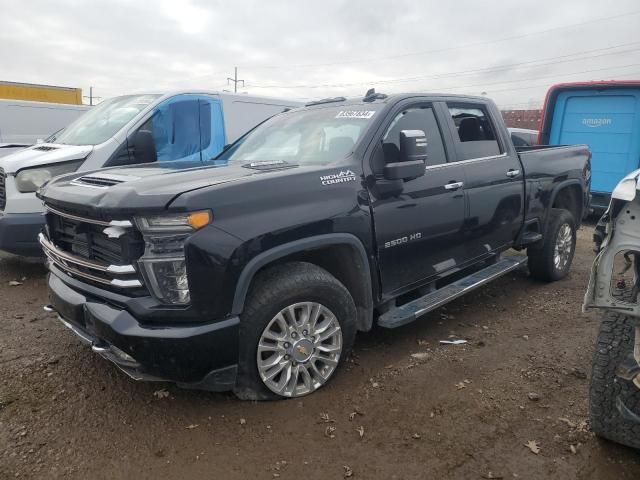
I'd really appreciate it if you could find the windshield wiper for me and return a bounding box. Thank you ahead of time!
[242,160,298,170]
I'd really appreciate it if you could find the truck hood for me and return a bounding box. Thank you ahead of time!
[38,160,276,216]
[0,143,93,174]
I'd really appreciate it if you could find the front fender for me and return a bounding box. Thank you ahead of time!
[184,229,375,330]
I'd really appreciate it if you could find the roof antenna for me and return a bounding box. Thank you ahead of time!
[363,88,387,102]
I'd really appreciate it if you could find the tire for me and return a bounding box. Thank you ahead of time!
[590,302,640,449]
[233,261,357,400]
[527,208,576,282]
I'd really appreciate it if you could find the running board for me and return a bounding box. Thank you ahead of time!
[378,256,528,328]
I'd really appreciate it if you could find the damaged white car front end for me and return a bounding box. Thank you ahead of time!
[584,168,640,393]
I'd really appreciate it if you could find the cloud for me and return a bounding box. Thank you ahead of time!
[0,0,638,108]
[159,0,213,34]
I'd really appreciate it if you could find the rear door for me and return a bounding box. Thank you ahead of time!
[549,89,640,195]
[443,102,524,260]
[369,101,468,296]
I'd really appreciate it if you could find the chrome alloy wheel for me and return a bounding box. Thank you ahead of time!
[257,302,343,397]
[553,223,573,271]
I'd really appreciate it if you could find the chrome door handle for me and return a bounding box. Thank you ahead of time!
[444,181,464,190]
[506,169,520,178]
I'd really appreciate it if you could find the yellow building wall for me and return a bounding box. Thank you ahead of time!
[0,82,82,105]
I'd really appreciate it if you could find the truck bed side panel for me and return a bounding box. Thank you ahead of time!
[518,144,590,229]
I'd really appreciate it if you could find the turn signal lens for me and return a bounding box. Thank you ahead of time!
[188,210,212,230]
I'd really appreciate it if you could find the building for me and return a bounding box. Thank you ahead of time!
[501,109,541,130]
[0,81,83,105]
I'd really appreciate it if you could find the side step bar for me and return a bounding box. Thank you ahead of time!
[378,256,528,328]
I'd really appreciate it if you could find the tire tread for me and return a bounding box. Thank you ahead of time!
[590,294,640,449]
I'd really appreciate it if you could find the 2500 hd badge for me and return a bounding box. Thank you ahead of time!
[384,233,422,249]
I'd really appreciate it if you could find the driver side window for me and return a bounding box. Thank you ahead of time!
[124,97,226,165]
[147,99,202,162]
[381,107,447,167]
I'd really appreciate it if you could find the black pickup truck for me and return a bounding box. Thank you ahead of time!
[37,91,591,399]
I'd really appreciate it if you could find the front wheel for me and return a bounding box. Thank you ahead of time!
[590,306,640,449]
[233,262,357,400]
[528,208,576,282]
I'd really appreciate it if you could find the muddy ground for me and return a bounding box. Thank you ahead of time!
[1,224,639,479]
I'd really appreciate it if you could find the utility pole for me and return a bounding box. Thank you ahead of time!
[227,67,245,93]
[83,86,102,106]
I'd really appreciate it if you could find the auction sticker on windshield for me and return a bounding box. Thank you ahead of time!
[335,110,376,119]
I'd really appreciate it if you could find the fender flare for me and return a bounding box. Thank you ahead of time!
[231,233,374,331]
[546,178,584,228]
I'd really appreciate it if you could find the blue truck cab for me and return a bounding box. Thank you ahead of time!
[539,81,640,213]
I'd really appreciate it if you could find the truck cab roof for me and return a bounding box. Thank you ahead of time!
[299,92,495,111]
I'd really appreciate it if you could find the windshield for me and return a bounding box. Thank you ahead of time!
[50,94,161,146]
[218,104,381,166]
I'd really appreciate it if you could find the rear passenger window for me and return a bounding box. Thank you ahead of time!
[448,104,502,160]
[382,107,447,167]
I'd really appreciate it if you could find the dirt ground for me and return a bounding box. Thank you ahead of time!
[1,224,640,480]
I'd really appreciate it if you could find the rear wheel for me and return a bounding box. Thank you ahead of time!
[234,262,357,400]
[528,208,576,282]
[590,303,640,449]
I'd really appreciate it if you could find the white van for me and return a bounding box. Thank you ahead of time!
[0,99,89,158]
[0,91,301,255]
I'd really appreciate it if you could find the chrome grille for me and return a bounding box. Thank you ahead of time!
[0,167,5,210]
[42,205,145,292]
[53,215,125,264]
[39,234,141,288]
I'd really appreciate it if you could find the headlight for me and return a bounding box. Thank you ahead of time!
[139,257,191,304]
[15,160,84,193]
[135,211,212,232]
[135,211,212,305]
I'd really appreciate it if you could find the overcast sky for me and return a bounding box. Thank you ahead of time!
[1,0,639,108]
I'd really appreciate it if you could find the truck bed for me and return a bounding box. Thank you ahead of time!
[517,143,591,227]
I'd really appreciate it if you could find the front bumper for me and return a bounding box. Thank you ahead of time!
[48,271,240,391]
[0,212,45,256]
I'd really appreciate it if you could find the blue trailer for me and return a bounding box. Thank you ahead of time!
[539,81,640,213]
